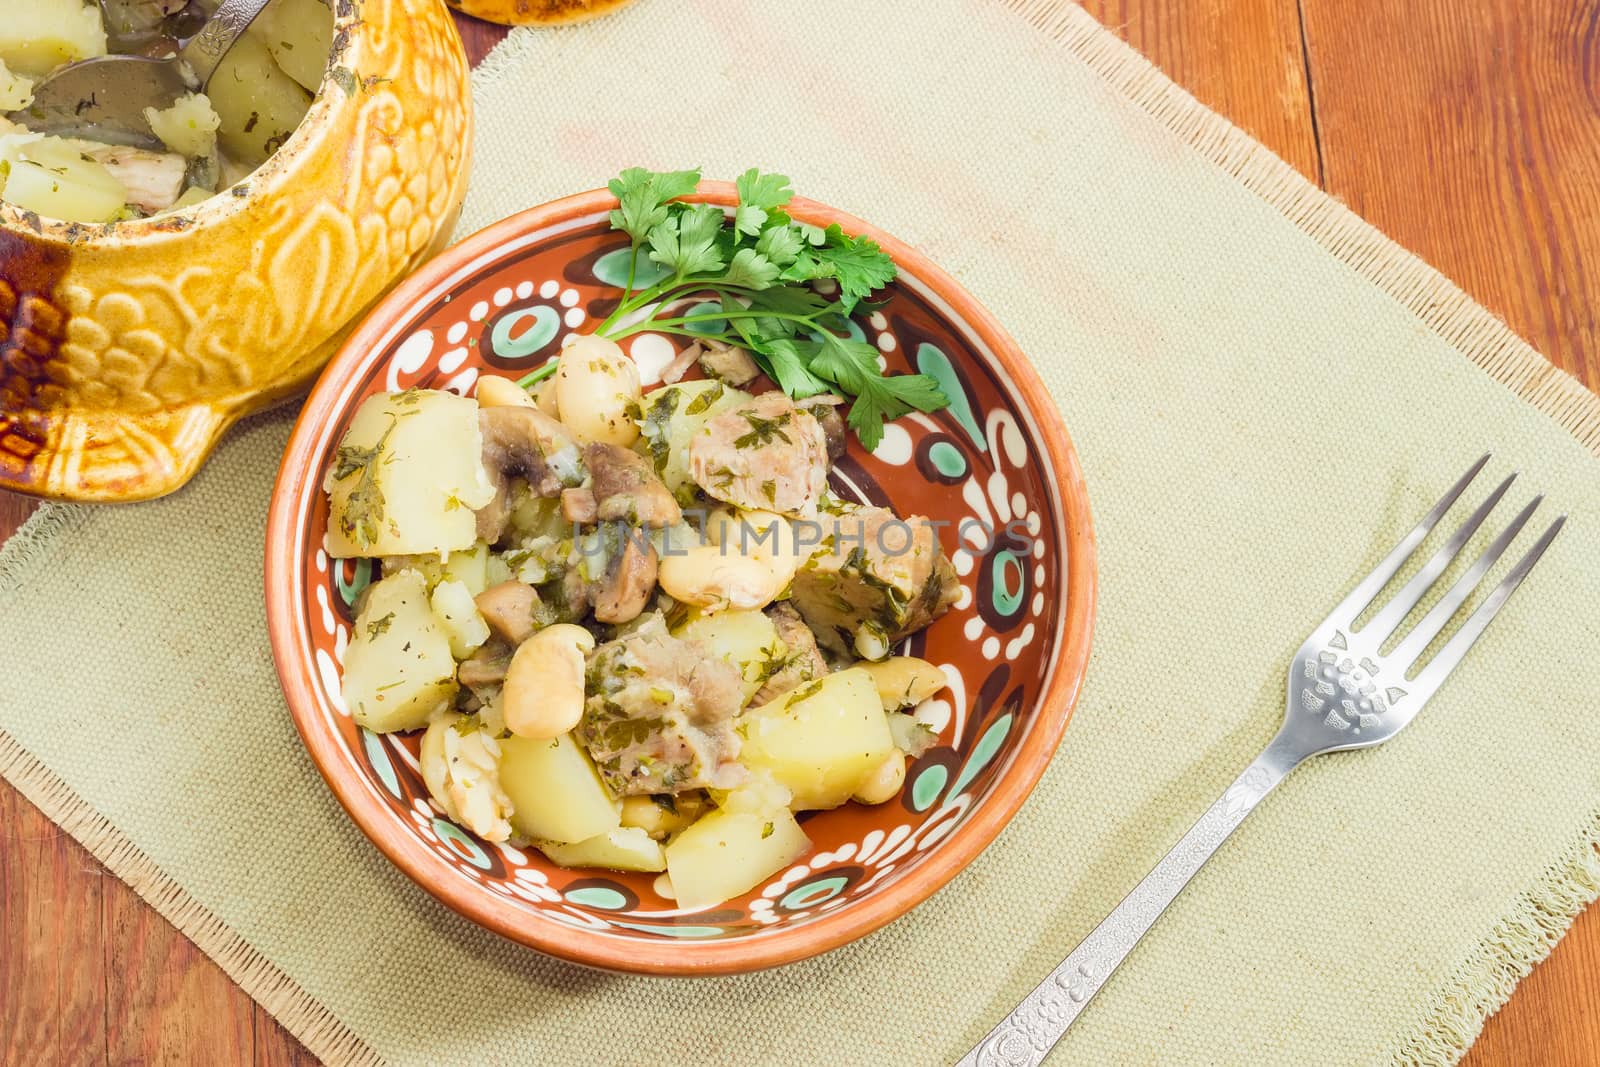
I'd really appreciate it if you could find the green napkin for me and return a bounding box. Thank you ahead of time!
[5,1,1600,1063]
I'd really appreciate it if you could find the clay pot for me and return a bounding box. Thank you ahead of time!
[0,0,474,501]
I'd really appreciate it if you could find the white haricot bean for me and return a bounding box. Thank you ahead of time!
[658,542,782,612]
[532,377,561,419]
[475,374,537,409]
[852,750,907,805]
[858,656,947,710]
[502,623,595,739]
[554,334,640,446]
[705,508,802,592]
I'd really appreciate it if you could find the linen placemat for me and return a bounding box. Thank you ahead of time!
[5,1,1600,1063]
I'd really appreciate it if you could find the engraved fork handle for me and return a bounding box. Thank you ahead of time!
[956,732,1305,1067]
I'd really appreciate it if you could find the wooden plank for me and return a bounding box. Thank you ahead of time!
[1078,0,1322,178]
[103,873,255,1066]
[0,782,106,1066]
[1300,0,1600,389]
[1295,2,1600,1060]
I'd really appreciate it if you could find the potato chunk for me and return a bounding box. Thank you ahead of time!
[0,61,34,111]
[672,609,782,705]
[635,380,751,505]
[250,0,333,93]
[665,807,809,910]
[498,733,621,844]
[736,668,896,811]
[0,0,108,78]
[343,570,457,733]
[0,136,126,222]
[206,30,312,166]
[324,390,497,559]
[144,92,221,159]
[537,826,666,873]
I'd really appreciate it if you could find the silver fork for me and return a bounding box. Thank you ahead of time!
[958,454,1565,1067]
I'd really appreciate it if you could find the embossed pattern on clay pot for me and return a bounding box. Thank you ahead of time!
[0,0,474,502]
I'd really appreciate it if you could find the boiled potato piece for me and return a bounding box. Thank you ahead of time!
[207,31,312,166]
[250,0,333,93]
[498,732,621,844]
[379,542,491,595]
[144,92,221,159]
[0,135,126,222]
[429,579,490,659]
[673,609,781,704]
[736,668,896,811]
[0,0,108,78]
[0,61,34,111]
[343,570,457,732]
[665,807,809,910]
[537,826,666,873]
[324,390,497,558]
[636,380,751,504]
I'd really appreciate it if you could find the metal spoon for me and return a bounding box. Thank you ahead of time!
[6,0,274,148]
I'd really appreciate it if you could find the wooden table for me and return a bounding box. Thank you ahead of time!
[4,4,1598,1063]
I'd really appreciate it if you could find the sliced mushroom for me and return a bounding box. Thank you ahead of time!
[562,486,598,525]
[799,394,849,462]
[589,523,658,625]
[458,642,512,688]
[584,443,682,527]
[475,406,582,543]
[697,338,762,387]
[473,580,542,645]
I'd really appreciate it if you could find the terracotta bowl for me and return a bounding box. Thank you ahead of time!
[0,0,473,503]
[265,183,1097,974]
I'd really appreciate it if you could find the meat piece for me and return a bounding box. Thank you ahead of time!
[659,341,703,385]
[697,338,761,387]
[476,406,583,543]
[577,614,746,796]
[87,146,185,213]
[584,443,681,526]
[473,581,542,645]
[751,602,829,706]
[587,523,658,625]
[790,504,961,657]
[688,392,831,517]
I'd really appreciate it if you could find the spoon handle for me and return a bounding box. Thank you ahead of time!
[180,0,276,87]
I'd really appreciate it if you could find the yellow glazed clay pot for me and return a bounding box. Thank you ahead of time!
[446,0,633,26]
[0,0,473,502]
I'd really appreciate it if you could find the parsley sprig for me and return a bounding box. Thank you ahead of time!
[592,167,950,450]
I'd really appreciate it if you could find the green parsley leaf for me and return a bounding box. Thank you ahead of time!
[815,225,897,312]
[607,167,701,243]
[754,221,805,267]
[721,247,780,290]
[647,202,725,276]
[733,168,794,235]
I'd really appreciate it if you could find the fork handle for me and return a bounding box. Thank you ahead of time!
[956,734,1303,1067]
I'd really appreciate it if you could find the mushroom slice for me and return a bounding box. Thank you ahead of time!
[584,443,682,527]
[588,523,659,625]
[697,338,761,388]
[473,580,542,645]
[562,486,598,525]
[476,406,583,543]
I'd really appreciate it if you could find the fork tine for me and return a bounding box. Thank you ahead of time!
[1409,515,1566,693]
[1361,472,1517,642]
[1388,495,1542,668]
[1331,453,1491,624]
